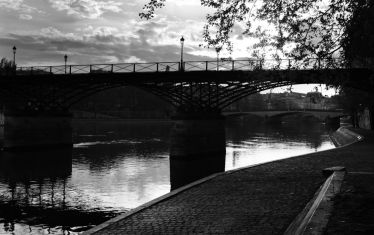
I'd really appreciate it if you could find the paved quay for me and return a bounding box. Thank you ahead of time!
[85,128,374,235]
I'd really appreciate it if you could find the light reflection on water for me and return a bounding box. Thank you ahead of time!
[226,138,334,170]
[225,119,335,170]
[0,119,335,234]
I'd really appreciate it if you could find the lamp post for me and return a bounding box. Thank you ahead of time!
[12,46,17,71]
[64,54,68,74]
[215,47,221,71]
[180,36,184,71]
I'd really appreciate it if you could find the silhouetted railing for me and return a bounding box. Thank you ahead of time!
[13,58,348,76]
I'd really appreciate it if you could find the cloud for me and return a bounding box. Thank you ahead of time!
[0,0,43,14]
[19,14,32,20]
[49,0,123,19]
[0,0,219,66]
[0,26,142,64]
[0,23,212,66]
[125,56,145,63]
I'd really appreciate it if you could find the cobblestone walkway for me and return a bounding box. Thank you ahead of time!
[87,129,374,235]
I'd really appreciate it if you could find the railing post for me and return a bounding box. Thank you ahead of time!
[69,65,72,74]
[288,59,291,69]
[232,60,235,70]
[206,61,208,71]
[111,64,114,73]
[259,60,263,69]
[90,65,92,73]
[318,58,321,69]
[133,64,136,72]
[178,62,181,71]
[156,63,159,72]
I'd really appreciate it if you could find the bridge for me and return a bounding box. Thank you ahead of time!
[0,58,372,153]
[224,109,346,120]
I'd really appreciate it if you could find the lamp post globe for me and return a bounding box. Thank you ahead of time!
[180,36,185,71]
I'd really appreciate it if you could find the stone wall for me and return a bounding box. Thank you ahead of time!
[329,127,363,147]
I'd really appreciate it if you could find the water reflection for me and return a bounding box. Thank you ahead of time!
[0,149,72,182]
[225,117,335,170]
[0,149,91,234]
[0,118,335,234]
[227,117,329,148]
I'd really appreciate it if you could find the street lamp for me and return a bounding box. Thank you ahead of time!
[64,54,68,74]
[215,47,221,71]
[12,46,16,66]
[180,36,185,71]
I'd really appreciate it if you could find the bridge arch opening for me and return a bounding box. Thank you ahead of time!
[71,86,174,119]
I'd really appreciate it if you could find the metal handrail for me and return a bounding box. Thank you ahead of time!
[13,58,348,76]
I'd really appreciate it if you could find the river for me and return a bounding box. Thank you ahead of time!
[0,118,335,234]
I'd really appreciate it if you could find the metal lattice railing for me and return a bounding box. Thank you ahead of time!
[12,58,348,76]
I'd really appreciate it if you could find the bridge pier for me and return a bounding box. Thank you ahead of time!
[169,112,226,188]
[0,110,72,150]
[170,112,226,158]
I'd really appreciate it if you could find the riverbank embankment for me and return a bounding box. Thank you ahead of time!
[84,127,374,234]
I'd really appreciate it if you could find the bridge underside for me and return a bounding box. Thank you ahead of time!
[1,68,372,114]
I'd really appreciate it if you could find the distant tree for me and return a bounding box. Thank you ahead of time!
[230,93,267,111]
[0,58,16,76]
[140,0,367,61]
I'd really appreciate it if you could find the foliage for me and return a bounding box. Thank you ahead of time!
[0,58,16,76]
[342,1,374,66]
[336,1,374,127]
[140,0,369,61]
[333,88,373,112]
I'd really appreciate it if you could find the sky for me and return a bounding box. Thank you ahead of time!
[0,0,337,95]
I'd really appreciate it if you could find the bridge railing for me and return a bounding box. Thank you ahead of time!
[13,58,346,76]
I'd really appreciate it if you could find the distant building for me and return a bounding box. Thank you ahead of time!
[265,91,338,111]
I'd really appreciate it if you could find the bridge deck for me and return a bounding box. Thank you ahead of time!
[84,129,374,235]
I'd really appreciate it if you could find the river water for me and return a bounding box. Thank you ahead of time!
[0,118,335,234]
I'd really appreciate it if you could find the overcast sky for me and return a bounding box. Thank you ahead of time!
[0,0,336,95]
[0,0,221,66]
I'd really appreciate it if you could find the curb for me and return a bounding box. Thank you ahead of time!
[284,167,347,235]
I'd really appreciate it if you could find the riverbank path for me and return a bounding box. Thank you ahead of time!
[84,128,374,234]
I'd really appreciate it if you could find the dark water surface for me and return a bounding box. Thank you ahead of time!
[0,119,334,234]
